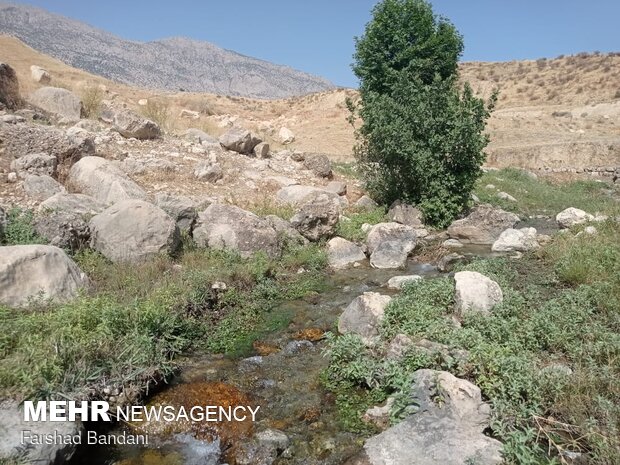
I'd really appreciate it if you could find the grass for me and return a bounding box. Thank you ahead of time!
[332,161,360,179]
[335,207,387,242]
[141,99,172,132]
[1,208,46,246]
[80,85,104,119]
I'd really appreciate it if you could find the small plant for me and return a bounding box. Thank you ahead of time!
[142,99,171,132]
[80,85,103,119]
[2,208,46,246]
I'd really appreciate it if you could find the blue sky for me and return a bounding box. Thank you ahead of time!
[11,0,620,87]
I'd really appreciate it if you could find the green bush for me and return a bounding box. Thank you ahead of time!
[351,0,496,227]
[1,208,46,246]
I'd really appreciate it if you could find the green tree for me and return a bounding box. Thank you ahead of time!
[351,0,496,227]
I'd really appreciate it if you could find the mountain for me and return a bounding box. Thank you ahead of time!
[0,2,335,99]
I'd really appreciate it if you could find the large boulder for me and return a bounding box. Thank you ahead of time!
[113,110,161,140]
[0,245,89,307]
[447,204,520,244]
[454,271,503,317]
[338,292,392,344]
[89,200,180,263]
[387,201,424,228]
[219,128,261,154]
[30,65,51,84]
[193,204,280,258]
[556,207,594,229]
[367,223,416,269]
[0,62,22,110]
[276,185,335,206]
[491,227,539,252]
[303,153,332,178]
[23,174,66,201]
[265,215,308,247]
[290,190,341,241]
[68,156,147,205]
[154,193,197,234]
[29,86,82,122]
[327,237,367,269]
[10,152,57,178]
[358,370,502,465]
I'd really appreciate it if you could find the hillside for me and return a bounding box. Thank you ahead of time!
[0,2,335,99]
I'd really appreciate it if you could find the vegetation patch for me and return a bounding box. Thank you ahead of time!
[335,207,387,242]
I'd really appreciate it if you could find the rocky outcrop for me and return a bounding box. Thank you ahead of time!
[193,204,280,258]
[68,156,147,205]
[154,193,197,234]
[10,152,57,178]
[29,86,82,122]
[89,200,180,263]
[327,237,367,269]
[0,62,22,109]
[22,174,66,200]
[0,245,89,307]
[112,110,162,140]
[219,128,261,154]
[338,292,392,344]
[454,271,503,317]
[447,204,520,244]
[491,227,539,252]
[290,190,341,241]
[367,223,416,269]
[556,207,594,229]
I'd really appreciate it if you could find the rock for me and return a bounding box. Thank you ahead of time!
[219,127,261,154]
[584,226,597,235]
[363,398,394,430]
[325,181,347,196]
[556,207,594,229]
[442,239,464,249]
[290,190,341,241]
[193,204,280,258]
[327,237,367,269]
[68,156,147,205]
[437,253,464,272]
[454,271,503,317]
[388,201,424,228]
[89,200,180,263]
[338,292,392,344]
[254,142,270,158]
[255,429,290,451]
[447,204,520,244]
[0,62,23,109]
[497,191,517,202]
[265,215,308,246]
[10,152,57,178]
[194,162,223,182]
[29,86,82,122]
[30,65,51,84]
[302,153,332,178]
[360,370,501,465]
[278,126,295,144]
[386,275,422,290]
[179,109,200,119]
[184,128,217,144]
[276,185,335,206]
[355,195,379,211]
[7,172,17,183]
[113,110,161,139]
[491,227,539,252]
[386,334,415,359]
[0,401,83,465]
[367,223,416,269]
[0,114,25,124]
[154,193,197,234]
[23,174,66,200]
[0,245,89,307]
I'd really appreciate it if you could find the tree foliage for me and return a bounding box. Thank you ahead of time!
[352,0,496,227]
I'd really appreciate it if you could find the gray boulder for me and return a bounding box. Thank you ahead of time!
[29,86,82,122]
[253,142,270,158]
[447,204,520,244]
[265,215,308,246]
[290,190,341,241]
[68,156,147,205]
[30,65,51,84]
[10,153,57,178]
[23,174,66,200]
[355,195,379,211]
[327,237,367,269]
[367,223,416,269]
[276,185,335,206]
[89,200,180,263]
[325,181,347,196]
[556,207,594,229]
[491,227,539,252]
[302,153,332,178]
[0,245,89,307]
[338,292,392,344]
[387,201,424,228]
[184,128,217,144]
[193,204,280,258]
[194,161,223,182]
[219,128,261,154]
[154,193,197,234]
[0,62,23,110]
[454,271,503,317]
[113,110,161,139]
[386,275,422,290]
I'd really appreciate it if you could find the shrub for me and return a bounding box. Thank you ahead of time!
[142,99,171,131]
[2,208,46,246]
[80,85,103,119]
[350,0,496,227]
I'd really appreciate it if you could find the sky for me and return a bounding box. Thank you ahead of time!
[9,0,620,87]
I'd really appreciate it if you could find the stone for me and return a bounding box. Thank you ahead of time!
[265,215,308,246]
[491,227,539,252]
[30,65,51,83]
[68,156,147,205]
[276,185,335,206]
[255,429,290,451]
[388,200,424,228]
[497,191,517,202]
[0,62,23,110]
[10,153,57,178]
[325,181,347,196]
[303,153,332,178]
[290,190,341,241]
[437,253,464,272]
[23,174,66,200]
[179,109,200,119]
[113,110,161,140]
[0,114,25,124]
[386,275,422,290]
[327,237,367,269]
[367,223,416,269]
[355,195,379,211]
[253,142,270,158]
[29,86,82,122]
[278,126,295,144]
[194,161,223,182]
[193,204,280,258]
[386,334,415,359]
[219,127,261,154]
[0,245,89,307]
[442,239,464,249]
[454,271,503,317]
[556,207,594,229]
[89,200,180,263]
[362,398,394,430]
[338,292,392,344]
[447,204,520,244]
[184,128,217,144]
[154,193,198,234]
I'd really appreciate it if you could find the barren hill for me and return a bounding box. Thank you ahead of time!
[0,2,335,99]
